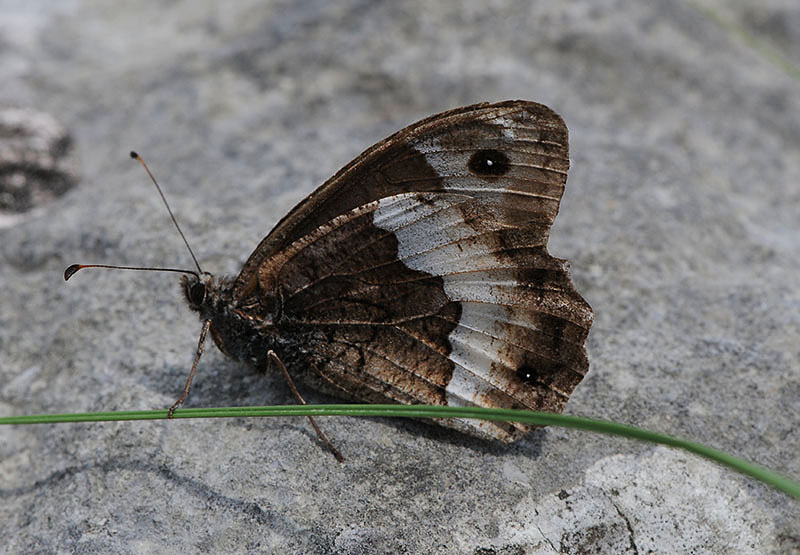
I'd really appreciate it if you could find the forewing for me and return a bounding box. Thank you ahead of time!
[233,100,569,302]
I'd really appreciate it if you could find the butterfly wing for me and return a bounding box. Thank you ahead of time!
[238,101,592,441]
[234,100,568,299]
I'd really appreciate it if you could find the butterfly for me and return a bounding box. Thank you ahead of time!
[68,100,593,448]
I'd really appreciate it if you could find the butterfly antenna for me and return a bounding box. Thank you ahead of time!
[64,152,204,282]
[64,264,198,281]
[130,151,203,275]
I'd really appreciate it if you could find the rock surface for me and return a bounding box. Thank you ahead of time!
[0,107,76,220]
[1,1,798,553]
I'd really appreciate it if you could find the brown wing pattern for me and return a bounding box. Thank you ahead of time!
[233,100,569,301]
[243,101,592,441]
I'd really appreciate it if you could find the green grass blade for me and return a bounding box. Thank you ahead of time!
[2,404,798,500]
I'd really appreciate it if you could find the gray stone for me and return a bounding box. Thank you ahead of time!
[1,1,798,553]
[0,107,77,220]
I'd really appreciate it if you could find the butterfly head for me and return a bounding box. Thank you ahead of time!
[181,271,276,364]
[181,272,232,316]
[183,272,208,309]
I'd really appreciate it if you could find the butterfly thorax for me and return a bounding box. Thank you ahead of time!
[181,274,285,368]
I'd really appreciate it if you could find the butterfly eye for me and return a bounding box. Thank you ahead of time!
[468,149,510,176]
[188,281,206,306]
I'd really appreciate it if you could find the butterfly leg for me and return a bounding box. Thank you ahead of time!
[267,350,344,463]
[168,318,211,418]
